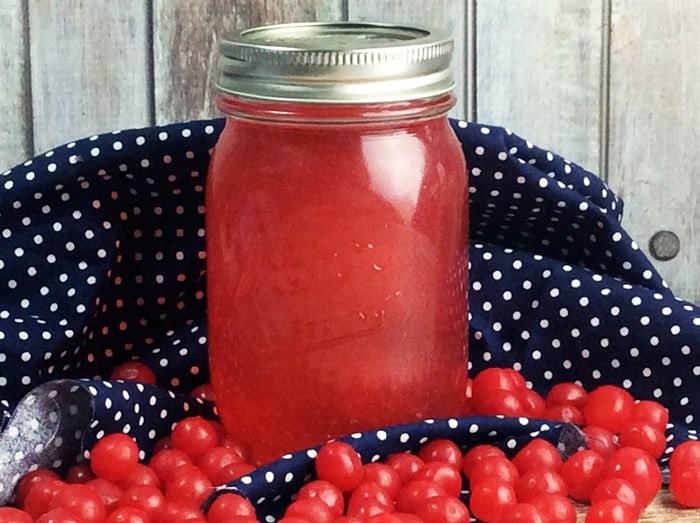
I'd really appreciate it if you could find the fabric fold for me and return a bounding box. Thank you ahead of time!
[0,117,697,510]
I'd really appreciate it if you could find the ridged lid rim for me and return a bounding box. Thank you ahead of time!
[216,21,455,103]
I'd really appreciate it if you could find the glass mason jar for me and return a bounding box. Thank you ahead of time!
[206,22,469,465]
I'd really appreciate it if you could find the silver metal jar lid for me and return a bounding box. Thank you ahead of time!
[216,22,455,103]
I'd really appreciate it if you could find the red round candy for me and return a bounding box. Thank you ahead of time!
[474,389,527,417]
[0,507,33,523]
[170,416,219,460]
[584,499,638,523]
[601,447,662,508]
[86,478,123,513]
[515,469,568,503]
[117,484,166,520]
[630,400,668,432]
[164,464,213,505]
[23,479,66,520]
[152,436,172,454]
[109,361,157,384]
[49,483,106,523]
[90,433,140,482]
[148,449,192,484]
[468,477,517,522]
[521,389,547,418]
[494,502,547,523]
[415,495,471,523]
[190,383,216,402]
[219,436,252,462]
[590,478,641,514]
[66,463,95,484]
[669,440,700,470]
[315,441,364,492]
[544,404,585,425]
[583,385,634,433]
[347,481,394,516]
[462,444,506,479]
[418,439,463,469]
[545,382,588,410]
[472,368,525,398]
[117,463,160,490]
[159,499,207,523]
[285,497,335,523]
[346,497,395,520]
[362,463,402,499]
[617,422,666,459]
[530,493,577,523]
[14,469,61,509]
[412,462,463,498]
[197,446,246,483]
[385,453,425,485]
[670,464,700,508]
[297,480,345,516]
[501,368,528,390]
[35,507,83,523]
[471,367,530,417]
[206,493,257,523]
[214,462,257,485]
[395,479,447,514]
[367,514,421,523]
[104,506,150,523]
[512,438,563,474]
[581,425,618,459]
[469,456,520,486]
[560,449,605,503]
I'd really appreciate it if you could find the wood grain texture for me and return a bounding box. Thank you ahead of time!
[347,0,469,120]
[152,0,344,124]
[0,1,31,170]
[575,489,699,521]
[607,0,700,303]
[476,0,604,172]
[27,0,151,153]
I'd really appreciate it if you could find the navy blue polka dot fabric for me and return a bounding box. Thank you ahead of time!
[0,118,698,515]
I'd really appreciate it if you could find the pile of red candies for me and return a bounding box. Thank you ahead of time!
[0,362,260,523]
[274,368,700,523]
[1,364,699,523]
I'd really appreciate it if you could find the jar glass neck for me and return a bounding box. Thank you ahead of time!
[216,93,455,124]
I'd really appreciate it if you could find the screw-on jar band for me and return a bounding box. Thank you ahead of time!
[216,22,455,103]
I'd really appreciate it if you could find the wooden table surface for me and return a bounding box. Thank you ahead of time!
[574,489,698,521]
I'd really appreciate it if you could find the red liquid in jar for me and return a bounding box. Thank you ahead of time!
[206,97,469,464]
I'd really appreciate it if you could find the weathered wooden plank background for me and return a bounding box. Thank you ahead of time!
[0,0,30,165]
[0,0,697,304]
